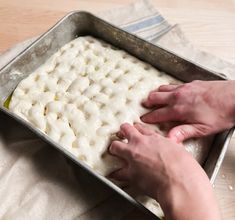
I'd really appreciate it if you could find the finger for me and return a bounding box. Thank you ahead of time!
[141,107,176,124]
[120,123,141,141]
[158,84,180,92]
[148,84,180,94]
[109,140,130,160]
[134,123,156,136]
[108,168,129,182]
[167,124,204,143]
[142,92,172,108]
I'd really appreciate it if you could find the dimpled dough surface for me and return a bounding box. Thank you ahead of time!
[9,36,212,217]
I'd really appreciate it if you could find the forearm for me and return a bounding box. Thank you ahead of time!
[157,173,221,220]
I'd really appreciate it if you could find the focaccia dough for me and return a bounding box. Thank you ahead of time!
[9,36,211,218]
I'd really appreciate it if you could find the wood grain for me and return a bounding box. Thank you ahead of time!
[0,0,235,219]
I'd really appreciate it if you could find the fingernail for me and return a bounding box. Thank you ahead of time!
[141,100,148,107]
[149,93,155,100]
[175,131,184,143]
[133,123,140,129]
[116,131,124,139]
[107,172,114,179]
[140,115,147,122]
[108,145,113,153]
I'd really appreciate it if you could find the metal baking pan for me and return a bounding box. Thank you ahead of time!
[0,11,234,219]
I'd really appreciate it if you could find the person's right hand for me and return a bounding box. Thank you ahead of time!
[109,123,221,220]
[141,80,235,143]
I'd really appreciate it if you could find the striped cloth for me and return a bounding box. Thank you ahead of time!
[99,0,173,42]
[98,0,235,80]
[121,12,172,41]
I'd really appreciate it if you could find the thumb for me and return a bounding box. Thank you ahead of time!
[168,124,201,143]
[108,168,129,182]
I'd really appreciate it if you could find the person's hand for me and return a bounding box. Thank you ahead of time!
[109,123,220,220]
[141,80,235,143]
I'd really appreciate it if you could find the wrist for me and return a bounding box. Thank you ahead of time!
[155,163,221,220]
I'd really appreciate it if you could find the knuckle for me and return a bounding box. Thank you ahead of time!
[172,105,184,118]
[131,134,141,144]
[172,91,183,100]
[130,149,141,161]
[180,83,192,92]
[182,81,200,94]
[184,82,192,88]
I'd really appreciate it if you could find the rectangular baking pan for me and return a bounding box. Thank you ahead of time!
[0,11,234,219]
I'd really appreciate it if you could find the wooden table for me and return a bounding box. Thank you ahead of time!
[0,0,235,219]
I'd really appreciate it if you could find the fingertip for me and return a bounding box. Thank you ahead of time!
[108,142,115,154]
[140,114,145,120]
[107,171,118,180]
[107,171,115,179]
[109,140,121,155]
[140,117,144,123]
[141,99,152,108]
[158,84,179,92]
[107,169,128,182]
[133,121,141,126]
[158,84,167,91]
[149,92,156,100]
[140,114,149,123]
[120,122,131,129]
[141,98,147,105]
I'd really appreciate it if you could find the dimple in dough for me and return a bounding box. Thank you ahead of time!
[9,36,212,218]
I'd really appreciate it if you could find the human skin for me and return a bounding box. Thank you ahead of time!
[109,80,235,219]
[109,123,221,220]
[141,80,235,143]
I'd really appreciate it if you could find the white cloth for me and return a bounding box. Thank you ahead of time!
[0,0,235,219]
